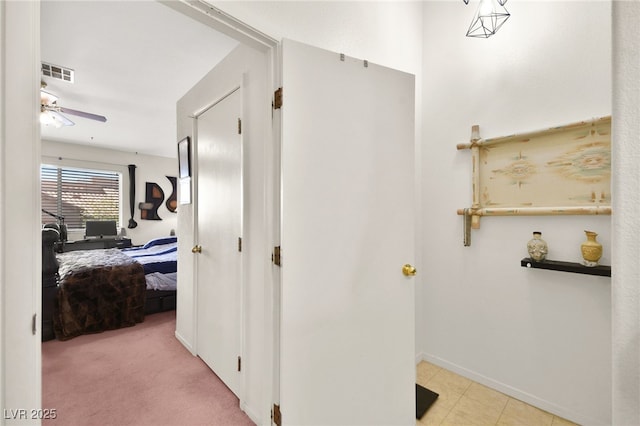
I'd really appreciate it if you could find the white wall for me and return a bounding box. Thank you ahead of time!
[612,2,640,424]
[420,2,612,424]
[41,140,178,246]
[213,1,423,76]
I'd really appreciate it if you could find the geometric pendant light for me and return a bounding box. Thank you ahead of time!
[465,0,510,38]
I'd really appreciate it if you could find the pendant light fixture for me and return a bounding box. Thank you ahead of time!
[464,0,510,38]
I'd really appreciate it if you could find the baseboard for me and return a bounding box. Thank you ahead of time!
[174,330,196,355]
[418,353,603,426]
[239,401,261,426]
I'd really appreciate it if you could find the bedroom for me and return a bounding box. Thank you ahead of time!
[1,2,639,426]
[37,0,234,341]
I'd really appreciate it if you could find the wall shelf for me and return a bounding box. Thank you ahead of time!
[521,258,611,277]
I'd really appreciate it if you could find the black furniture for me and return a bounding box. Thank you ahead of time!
[144,289,177,314]
[42,228,60,341]
[521,257,611,277]
[56,237,132,253]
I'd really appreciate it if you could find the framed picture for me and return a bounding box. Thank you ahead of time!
[457,116,611,230]
[178,136,191,179]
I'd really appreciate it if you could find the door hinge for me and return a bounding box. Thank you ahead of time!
[237,356,241,372]
[272,246,281,266]
[272,404,282,426]
[238,118,242,134]
[32,313,37,335]
[273,88,283,110]
[238,237,242,252]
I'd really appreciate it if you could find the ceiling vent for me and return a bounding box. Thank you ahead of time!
[41,62,74,83]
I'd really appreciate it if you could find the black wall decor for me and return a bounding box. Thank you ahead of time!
[127,164,138,228]
[166,176,177,213]
[140,182,164,220]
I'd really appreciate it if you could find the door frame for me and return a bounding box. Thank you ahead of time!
[1,0,43,416]
[163,1,282,421]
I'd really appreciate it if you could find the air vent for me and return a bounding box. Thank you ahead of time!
[41,62,74,83]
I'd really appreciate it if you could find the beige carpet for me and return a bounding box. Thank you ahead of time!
[42,310,254,426]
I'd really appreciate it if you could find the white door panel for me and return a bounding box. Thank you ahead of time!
[196,88,242,396]
[280,39,416,425]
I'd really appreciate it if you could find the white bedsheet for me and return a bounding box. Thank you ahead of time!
[145,272,177,291]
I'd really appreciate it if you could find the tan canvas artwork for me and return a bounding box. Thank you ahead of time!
[457,116,611,230]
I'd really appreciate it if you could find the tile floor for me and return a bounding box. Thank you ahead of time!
[416,361,579,426]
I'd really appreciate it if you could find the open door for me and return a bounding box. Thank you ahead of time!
[279,39,416,425]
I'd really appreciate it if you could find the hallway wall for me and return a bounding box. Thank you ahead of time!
[420,2,612,424]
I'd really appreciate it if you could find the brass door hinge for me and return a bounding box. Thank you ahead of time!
[272,404,282,426]
[272,246,281,266]
[273,88,283,110]
[237,356,241,372]
[238,118,242,134]
[238,237,242,252]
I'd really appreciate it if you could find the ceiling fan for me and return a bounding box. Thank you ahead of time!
[40,81,107,128]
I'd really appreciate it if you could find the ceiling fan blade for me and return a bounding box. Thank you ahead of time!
[59,106,107,123]
[41,109,75,127]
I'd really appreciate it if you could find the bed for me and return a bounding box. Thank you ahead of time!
[121,237,177,316]
[42,234,177,341]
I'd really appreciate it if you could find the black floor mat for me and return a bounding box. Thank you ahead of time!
[416,383,439,419]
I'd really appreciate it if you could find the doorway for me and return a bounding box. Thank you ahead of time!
[37,2,278,425]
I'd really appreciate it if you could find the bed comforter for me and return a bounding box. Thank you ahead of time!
[122,237,177,290]
[54,248,146,341]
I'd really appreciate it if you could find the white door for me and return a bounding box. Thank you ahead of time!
[279,39,416,425]
[195,87,243,396]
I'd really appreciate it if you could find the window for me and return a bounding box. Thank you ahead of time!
[41,165,121,230]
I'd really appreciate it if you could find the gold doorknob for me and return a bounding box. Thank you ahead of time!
[402,264,417,277]
[192,245,202,254]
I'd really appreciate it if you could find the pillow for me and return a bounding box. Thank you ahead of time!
[142,236,177,249]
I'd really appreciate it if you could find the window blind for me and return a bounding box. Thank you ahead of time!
[41,165,121,230]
